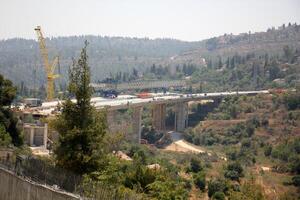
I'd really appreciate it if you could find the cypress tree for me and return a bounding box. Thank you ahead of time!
[53,41,107,174]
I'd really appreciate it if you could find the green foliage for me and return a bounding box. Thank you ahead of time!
[123,164,156,191]
[291,175,300,187]
[193,172,206,191]
[224,162,244,181]
[53,42,107,175]
[209,96,240,120]
[0,73,23,147]
[141,126,163,144]
[284,91,300,110]
[147,180,189,200]
[264,144,272,157]
[269,61,280,81]
[212,191,226,200]
[228,181,265,200]
[271,137,300,174]
[0,74,17,106]
[188,157,203,173]
[208,178,228,198]
[0,124,12,146]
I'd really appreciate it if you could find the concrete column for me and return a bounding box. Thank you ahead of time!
[29,127,34,146]
[152,104,166,131]
[43,123,48,149]
[174,102,188,132]
[132,106,143,143]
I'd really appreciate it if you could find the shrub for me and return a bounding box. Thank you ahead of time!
[212,191,226,200]
[188,157,203,173]
[264,145,272,157]
[284,92,300,110]
[224,162,243,181]
[291,175,300,187]
[208,179,228,197]
[193,172,206,191]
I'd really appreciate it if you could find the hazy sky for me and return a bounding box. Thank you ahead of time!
[0,0,299,41]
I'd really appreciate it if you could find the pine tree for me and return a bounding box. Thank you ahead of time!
[53,41,107,174]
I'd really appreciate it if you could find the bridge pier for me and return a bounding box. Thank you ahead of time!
[152,104,166,132]
[174,102,188,132]
[132,106,143,143]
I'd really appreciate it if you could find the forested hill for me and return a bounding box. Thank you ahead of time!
[171,23,300,65]
[0,36,201,88]
[0,23,299,91]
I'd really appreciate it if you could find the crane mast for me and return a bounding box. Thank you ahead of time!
[34,26,59,101]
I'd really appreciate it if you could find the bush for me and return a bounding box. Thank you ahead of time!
[147,180,189,200]
[224,162,243,181]
[208,179,228,197]
[241,139,251,148]
[292,175,300,187]
[193,172,206,191]
[188,157,203,173]
[284,92,300,110]
[264,145,272,157]
[0,125,12,147]
[212,191,226,200]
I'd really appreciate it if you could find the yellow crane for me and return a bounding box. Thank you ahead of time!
[34,26,59,101]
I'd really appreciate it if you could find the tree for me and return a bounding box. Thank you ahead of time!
[283,45,293,62]
[0,74,17,106]
[0,74,23,146]
[269,60,280,81]
[218,57,223,69]
[53,41,107,175]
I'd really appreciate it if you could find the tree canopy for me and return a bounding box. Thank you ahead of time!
[0,73,22,147]
[53,41,107,174]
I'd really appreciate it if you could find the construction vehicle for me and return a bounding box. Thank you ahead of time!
[34,26,59,101]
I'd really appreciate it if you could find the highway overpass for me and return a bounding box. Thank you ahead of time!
[26,90,270,143]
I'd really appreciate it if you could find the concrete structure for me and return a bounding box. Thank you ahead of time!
[91,79,187,91]
[152,104,166,131]
[23,123,48,148]
[0,167,79,200]
[24,90,269,143]
[174,102,189,132]
[132,106,143,143]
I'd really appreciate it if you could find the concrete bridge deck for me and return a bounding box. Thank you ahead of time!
[38,90,269,112]
[23,90,269,143]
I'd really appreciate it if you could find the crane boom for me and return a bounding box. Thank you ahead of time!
[34,26,59,101]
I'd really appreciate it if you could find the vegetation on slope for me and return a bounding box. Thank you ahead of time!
[184,90,300,199]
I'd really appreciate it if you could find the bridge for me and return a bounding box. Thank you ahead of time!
[30,90,269,143]
[91,79,187,91]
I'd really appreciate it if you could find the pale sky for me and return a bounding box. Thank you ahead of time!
[0,0,299,41]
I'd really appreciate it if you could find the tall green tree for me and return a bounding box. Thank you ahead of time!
[0,74,23,146]
[53,41,107,175]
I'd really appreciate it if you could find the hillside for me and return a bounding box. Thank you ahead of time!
[0,23,299,94]
[0,37,200,88]
[183,90,300,199]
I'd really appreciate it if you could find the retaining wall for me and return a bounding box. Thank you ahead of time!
[0,167,80,200]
